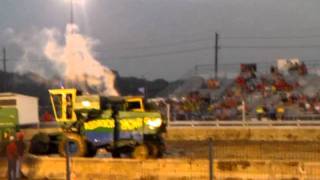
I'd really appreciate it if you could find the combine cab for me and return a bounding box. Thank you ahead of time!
[30,89,166,159]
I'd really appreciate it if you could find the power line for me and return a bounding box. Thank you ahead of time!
[104,46,212,60]
[221,35,320,40]
[107,35,320,51]
[109,34,320,51]
[221,45,320,49]
[106,37,210,51]
[5,44,320,63]
[103,44,320,60]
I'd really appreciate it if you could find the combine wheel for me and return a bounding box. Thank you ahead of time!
[29,133,50,155]
[58,133,87,157]
[147,144,159,158]
[148,143,164,158]
[156,143,165,158]
[85,142,97,157]
[132,144,149,159]
[111,150,121,158]
[86,147,97,157]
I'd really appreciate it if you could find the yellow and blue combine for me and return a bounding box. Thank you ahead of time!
[30,88,166,159]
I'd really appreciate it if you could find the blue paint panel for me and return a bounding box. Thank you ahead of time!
[119,131,143,143]
[85,131,144,146]
[85,131,113,146]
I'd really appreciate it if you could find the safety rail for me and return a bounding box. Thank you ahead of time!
[168,120,320,128]
[29,119,320,129]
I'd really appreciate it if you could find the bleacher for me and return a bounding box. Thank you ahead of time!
[158,59,320,122]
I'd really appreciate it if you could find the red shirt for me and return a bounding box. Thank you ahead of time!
[6,141,17,160]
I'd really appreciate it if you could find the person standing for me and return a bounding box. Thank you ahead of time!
[16,132,25,179]
[6,136,17,180]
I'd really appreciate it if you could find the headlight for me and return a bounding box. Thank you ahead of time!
[82,100,91,107]
[3,132,9,139]
[147,118,162,128]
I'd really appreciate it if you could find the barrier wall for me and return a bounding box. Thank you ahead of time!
[20,156,207,180]
[5,156,316,180]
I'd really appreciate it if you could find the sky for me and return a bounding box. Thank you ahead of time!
[1,0,320,80]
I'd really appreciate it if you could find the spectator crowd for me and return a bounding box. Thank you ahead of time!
[152,60,320,121]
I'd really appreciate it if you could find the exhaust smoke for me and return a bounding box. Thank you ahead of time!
[12,24,119,96]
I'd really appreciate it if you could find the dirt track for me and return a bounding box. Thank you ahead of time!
[166,140,320,161]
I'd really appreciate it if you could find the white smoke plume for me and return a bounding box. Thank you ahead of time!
[5,25,119,96]
[44,24,119,96]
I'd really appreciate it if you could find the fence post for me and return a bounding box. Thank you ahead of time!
[166,103,171,126]
[65,140,71,180]
[208,138,214,180]
[242,99,246,126]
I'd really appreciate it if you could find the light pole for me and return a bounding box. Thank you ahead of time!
[70,0,74,24]
[67,0,85,25]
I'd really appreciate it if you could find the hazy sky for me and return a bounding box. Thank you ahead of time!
[1,0,320,80]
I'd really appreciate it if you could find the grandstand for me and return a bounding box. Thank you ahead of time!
[157,59,320,121]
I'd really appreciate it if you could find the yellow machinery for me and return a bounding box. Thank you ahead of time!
[30,88,166,159]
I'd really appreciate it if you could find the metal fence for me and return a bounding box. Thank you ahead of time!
[168,119,320,128]
[167,138,320,179]
[211,140,320,179]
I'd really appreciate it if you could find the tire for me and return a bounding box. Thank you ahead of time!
[147,143,165,158]
[111,150,121,158]
[132,144,149,159]
[156,143,165,158]
[86,144,97,157]
[58,133,87,157]
[29,133,50,155]
[147,144,158,158]
[145,135,165,158]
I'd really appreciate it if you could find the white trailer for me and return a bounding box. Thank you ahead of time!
[0,93,39,126]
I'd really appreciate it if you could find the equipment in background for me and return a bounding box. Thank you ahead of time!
[0,93,39,126]
[0,93,39,156]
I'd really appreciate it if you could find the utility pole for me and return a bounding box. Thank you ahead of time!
[2,47,6,73]
[194,65,198,76]
[1,47,7,92]
[214,32,219,79]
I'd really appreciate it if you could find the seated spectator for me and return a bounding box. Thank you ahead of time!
[314,103,320,114]
[299,62,308,75]
[256,106,265,121]
[267,104,276,120]
[276,105,285,120]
